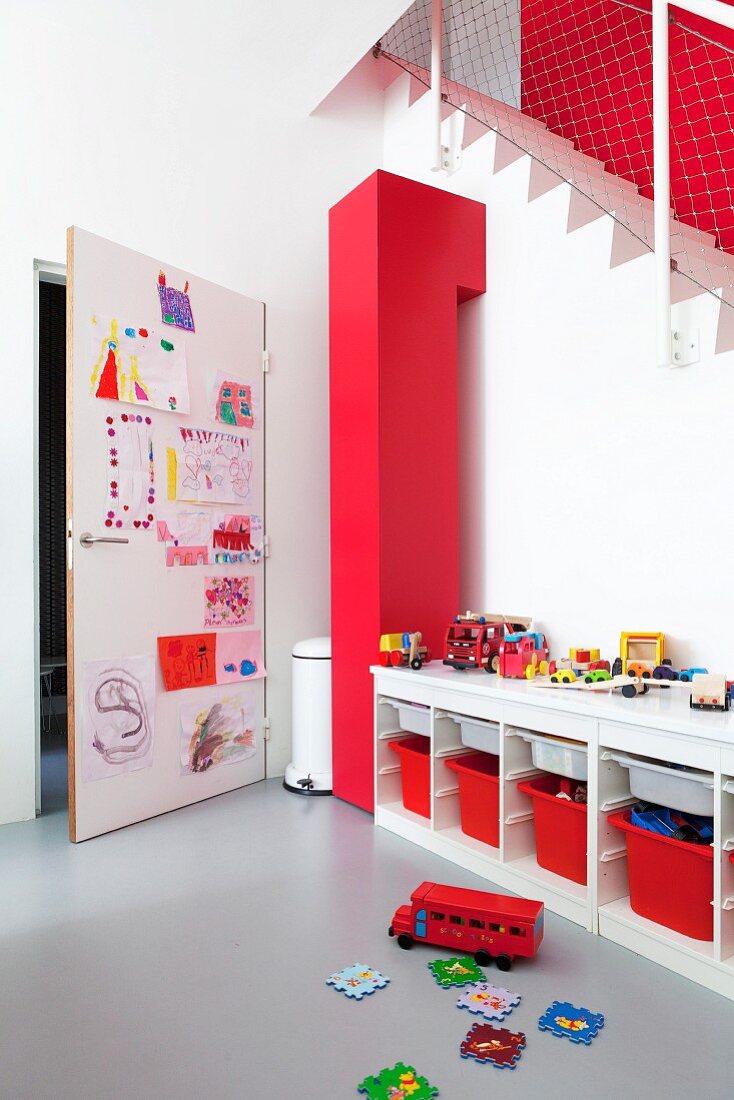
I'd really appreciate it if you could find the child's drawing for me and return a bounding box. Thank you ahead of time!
[90,315,190,413]
[179,692,256,774]
[82,655,155,782]
[167,427,253,506]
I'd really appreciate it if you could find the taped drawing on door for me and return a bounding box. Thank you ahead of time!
[212,514,264,564]
[157,270,195,332]
[211,371,255,428]
[82,655,155,782]
[204,575,254,627]
[217,631,265,684]
[158,634,217,691]
[167,427,253,505]
[90,314,190,413]
[179,691,256,774]
[104,414,155,530]
[157,510,213,566]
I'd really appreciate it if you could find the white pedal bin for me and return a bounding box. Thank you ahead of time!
[284,636,332,795]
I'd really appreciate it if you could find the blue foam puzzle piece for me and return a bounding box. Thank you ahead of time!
[456,982,521,1021]
[538,1000,605,1045]
[326,963,390,1001]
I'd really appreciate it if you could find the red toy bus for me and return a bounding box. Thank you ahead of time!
[388,881,544,971]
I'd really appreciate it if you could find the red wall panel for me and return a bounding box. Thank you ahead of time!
[329,171,486,812]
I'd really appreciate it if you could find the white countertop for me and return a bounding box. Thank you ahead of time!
[371,664,734,747]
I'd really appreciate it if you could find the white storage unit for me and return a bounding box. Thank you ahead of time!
[372,664,734,1001]
[381,698,431,737]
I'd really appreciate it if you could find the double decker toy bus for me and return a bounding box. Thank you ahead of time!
[388,881,544,971]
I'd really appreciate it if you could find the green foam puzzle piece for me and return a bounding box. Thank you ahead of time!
[357,1061,438,1099]
[427,955,484,988]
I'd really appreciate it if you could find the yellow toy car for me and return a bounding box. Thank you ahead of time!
[550,668,577,684]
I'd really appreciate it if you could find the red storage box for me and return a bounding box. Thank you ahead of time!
[389,736,431,818]
[517,774,588,885]
[610,809,713,941]
[445,752,500,847]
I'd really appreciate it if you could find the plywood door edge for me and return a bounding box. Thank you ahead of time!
[66,226,77,842]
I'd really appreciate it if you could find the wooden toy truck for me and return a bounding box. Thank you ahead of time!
[379,632,431,670]
[612,632,666,679]
[443,612,531,673]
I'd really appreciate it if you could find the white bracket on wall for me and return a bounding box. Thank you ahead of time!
[263,716,271,741]
[262,349,270,373]
[439,105,465,173]
[263,535,271,558]
[670,328,700,368]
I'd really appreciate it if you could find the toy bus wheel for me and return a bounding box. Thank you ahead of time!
[397,933,414,950]
[495,954,512,972]
[410,657,423,670]
[474,949,492,967]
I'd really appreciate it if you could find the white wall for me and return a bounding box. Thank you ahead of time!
[0,1,397,826]
[383,70,734,676]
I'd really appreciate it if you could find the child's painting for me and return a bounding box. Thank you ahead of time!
[211,372,254,428]
[167,427,253,505]
[157,270,195,332]
[204,576,254,627]
[212,514,264,565]
[90,315,190,413]
[157,510,213,566]
[82,655,155,782]
[104,414,155,530]
[217,630,265,684]
[158,633,217,691]
[179,691,256,774]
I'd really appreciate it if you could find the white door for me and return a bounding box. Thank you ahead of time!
[67,228,265,842]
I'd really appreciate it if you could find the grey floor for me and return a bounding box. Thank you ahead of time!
[1,752,733,1100]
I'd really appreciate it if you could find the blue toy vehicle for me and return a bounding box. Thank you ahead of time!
[678,667,708,683]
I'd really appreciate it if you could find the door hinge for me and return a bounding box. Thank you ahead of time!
[263,717,271,741]
[262,349,270,373]
[263,535,271,559]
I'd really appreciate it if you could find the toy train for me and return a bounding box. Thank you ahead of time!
[389,880,544,971]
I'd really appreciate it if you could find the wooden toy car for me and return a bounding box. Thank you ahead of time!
[690,673,728,710]
[678,666,708,683]
[498,632,549,679]
[612,632,665,678]
[379,632,431,670]
[549,649,610,679]
[653,664,678,680]
[550,668,576,684]
[388,880,544,971]
[584,669,612,683]
[443,612,531,673]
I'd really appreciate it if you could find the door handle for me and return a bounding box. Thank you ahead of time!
[79,531,130,548]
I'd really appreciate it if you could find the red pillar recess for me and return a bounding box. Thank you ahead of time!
[329,171,486,812]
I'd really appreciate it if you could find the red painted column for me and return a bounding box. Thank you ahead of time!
[329,171,486,812]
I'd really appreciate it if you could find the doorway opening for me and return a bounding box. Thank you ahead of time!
[37,268,68,815]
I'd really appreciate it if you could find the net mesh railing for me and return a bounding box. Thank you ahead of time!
[378,0,734,309]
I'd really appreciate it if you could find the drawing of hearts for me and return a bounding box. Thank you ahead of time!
[205,589,215,603]
[133,520,141,528]
[185,454,201,480]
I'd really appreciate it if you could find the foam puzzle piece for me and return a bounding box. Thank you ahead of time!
[537,1001,605,1045]
[460,1022,526,1069]
[456,982,521,1021]
[427,956,484,989]
[326,964,390,1001]
[357,1062,438,1099]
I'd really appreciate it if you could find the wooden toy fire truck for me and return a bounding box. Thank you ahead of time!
[443,612,531,673]
[378,632,431,670]
[498,631,550,679]
[388,880,544,971]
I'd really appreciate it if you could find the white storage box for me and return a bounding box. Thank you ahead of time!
[447,713,500,755]
[608,752,714,816]
[382,698,431,737]
[517,729,588,781]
